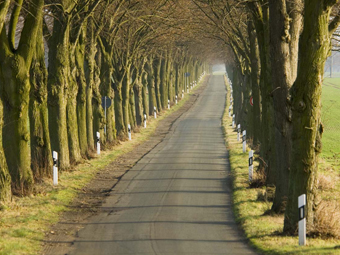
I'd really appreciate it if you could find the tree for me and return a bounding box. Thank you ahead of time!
[284,0,340,233]
[268,0,303,213]
[0,0,44,194]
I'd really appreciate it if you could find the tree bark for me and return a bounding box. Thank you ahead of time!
[113,81,126,138]
[84,21,96,151]
[248,19,261,145]
[75,28,88,157]
[146,57,156,116]
[269,0,302,214]
[141,72,148,118]
[122,68,131,132]
[284,0,335,234]
[154,58,162,111]
[0,71,11,202]
[29,21,53,180]
[0,0,43,193]
[47,18,70,170]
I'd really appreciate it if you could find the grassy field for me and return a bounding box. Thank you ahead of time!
[0,79,205,255]
[223,76,340,254]
[321,78,340,163]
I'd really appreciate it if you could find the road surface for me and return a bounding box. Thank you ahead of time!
[68,74,257,255]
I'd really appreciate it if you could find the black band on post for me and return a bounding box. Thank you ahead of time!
[299,206,305,221]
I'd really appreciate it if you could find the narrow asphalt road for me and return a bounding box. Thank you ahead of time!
[68,74,257,255]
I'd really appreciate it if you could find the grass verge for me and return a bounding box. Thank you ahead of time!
[0,78,205,255]
[222,76,340,255]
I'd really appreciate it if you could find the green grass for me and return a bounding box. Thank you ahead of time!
[223,75,340,255]
[0,78,205,255]
[321,78,340,163]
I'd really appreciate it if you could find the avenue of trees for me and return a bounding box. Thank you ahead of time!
[193,0,340,235]
[0,0,208,202]
[1,0,339,238]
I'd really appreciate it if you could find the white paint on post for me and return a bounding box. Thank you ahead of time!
[243,130,246,153]
[53,151,58,186]
[168,99,170,109]
[175,95,178,105]
[237,124,241,141]
[248,150,253,182]
[154,106,157,119]
[232,114,235,128]
[298,194,306,246]
[144,114,147,128]
[96,131,100,155]
[128,124,131,140]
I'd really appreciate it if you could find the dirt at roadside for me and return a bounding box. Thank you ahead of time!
[42,78,208,255]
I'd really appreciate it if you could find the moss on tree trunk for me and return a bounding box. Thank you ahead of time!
[29,23,52,180]
[0,71,11,202]
[284,0,334,233]
[47,20,70,170]
[114,82,126,138]
[0,0,43,193]
[75,31,88,157]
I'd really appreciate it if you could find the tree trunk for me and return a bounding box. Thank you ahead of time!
[75,31,88,157]
[269,0,302,214]
[248,19,261,145]
[48,19,70,169]
[134,81,143,126]
[284,0,334,234]
[251,2,275,185]
[100,46,116,144]
[129,88,136,128]
[142,72,149,118]
[0,71,11,202]
[92,57,105,144]
[66,79,82,163]
[154,58,162,111]
[84,24,96,151]
[160,58,167,109]
[29,23,52,180]
[0,0,43,193]
[146,58,156,116]
[114,82,126,138]
[122,70,131,132]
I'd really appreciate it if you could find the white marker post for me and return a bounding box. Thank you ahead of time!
[168,99,170,109]
[154,106,157,119]
[128,124,131,140]
[175,95,178,105]
[249,150,253,182]
[298,194,306,246]
[53,151,58,186]
[232,114,235,128]
[237,124,241,141]
[243,130,246,153]
[229,105,232,117]
[96,131,100,155]
[144,114,147,128]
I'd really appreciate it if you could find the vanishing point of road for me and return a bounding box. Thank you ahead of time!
[67,74,257,255]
